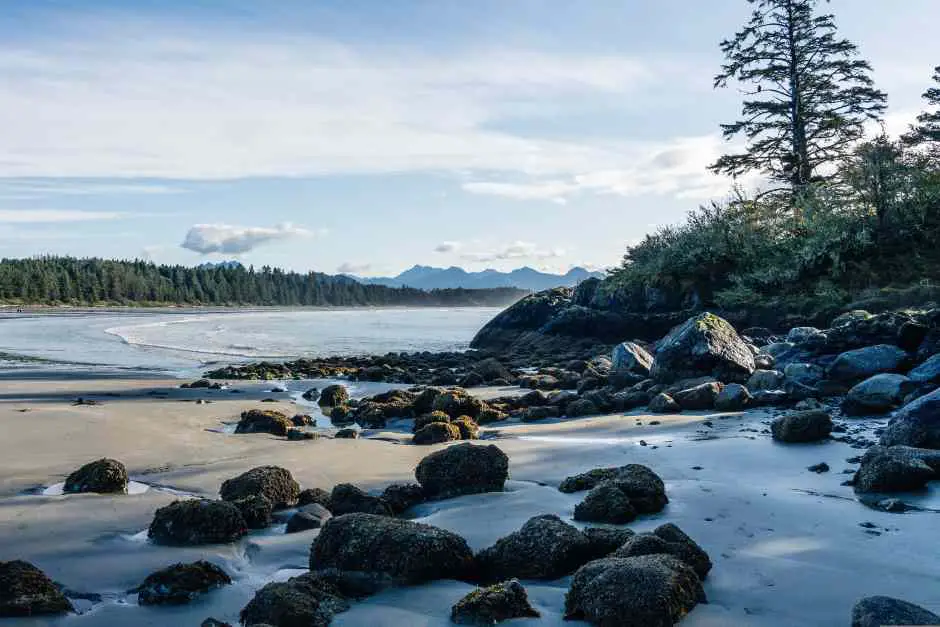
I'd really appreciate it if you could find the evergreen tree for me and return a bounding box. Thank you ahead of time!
[903,66,940,156]
[711,0,886,191]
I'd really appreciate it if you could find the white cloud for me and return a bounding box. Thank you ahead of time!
[0,209,124,223]
[433,241,462,253]
[337,262,371,274]
[461,241,566,262]
[0,180,182,200]
[181,223,311,255]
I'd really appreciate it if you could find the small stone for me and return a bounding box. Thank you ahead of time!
[807,462,830,473]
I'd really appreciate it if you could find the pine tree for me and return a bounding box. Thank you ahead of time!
[903,66,940,156]
[711,0,886,191]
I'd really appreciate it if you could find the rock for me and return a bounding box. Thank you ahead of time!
[573,482,637,524]
[240,573,350,627]
[853,446,937,492]
[650,312,755,383]
[460,372,486,387]
[291,413,315,427]
[784,362,825,386]
[200,619,231,627]
[287,428,317,441]
[136,561,231,605]
[771,410,832,443]
[751,389,789,405]
[318,384,349,407]
[148,499,247,546]
[521,406,560,422]
[611,341,653,377]
[473,358,512,383]
[476,407,509,424]
[828,344,909,382]
[380,483,426,515]
[827,311,927,353]
[329,483,392,516]
[581,527,637,559]
[0,560,73,617]
[220,466,300,510]
[309,513,474,583]
[559,464,665,496]
[286,504,333,533]
[754,353,776,370]
[230,494,273,529]
[334,427,358,439]
[832,310,872,327]
[432,388,485,419]
[564,555,705,627]
[414,410,452,432]
[611,390,649,411]
[648,392,680,413]
[301,387,320,401]
[415,443,509,499]
[470,287,575,352]
[571,469,668,523]
[413,421,462,445]
[672,382,721,410]
[842,373,913,415]
[298,488,332,510]
[787,326,825,345]
[63,457,128,494]
[453,416,481,440]
[566,398,599,417]
[476,515,594,581]
[851,595,940,627]
[808,462,830,473]
[714,383,751,411]
[612,523,711,580]
[451,579,540,625]
[881,387,940,449]
[746,369,785,391]
[909,353,940,384]
[235,409,293,436]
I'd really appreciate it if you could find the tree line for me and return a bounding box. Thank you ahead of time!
[0,257,527,307]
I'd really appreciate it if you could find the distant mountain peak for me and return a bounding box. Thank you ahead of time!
[352,265,603,291]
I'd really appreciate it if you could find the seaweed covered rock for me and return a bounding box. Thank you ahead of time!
[613,523,712,580]
[380,483,426,515]
[570,466,667,524]
[298,488,333,510]
[309,513,474,583]
[573,482,637,524]
[880,387,940,449]
[452,416,481,440]
[566,398,599,418]
[650,312,755,384]
[476,515,594,581]
[286,504,333,534]
[148,499,247,546]
[451,579,540,625]
[851,595,940,627]
[329,483,392,516]
[235,409,293,436]
[473,358,513,383]
[852,446,937,493]
[64,457,128,494]
[318,384,349,407]
[581,527,637,559]
[415,443,509,499]
[136,561,231,605]
[771,410,832,443]
[564,555,705,627]
[0,560,73,617]
[432,389,485,419]
[413,421,462,445]
[413,410,452,432]
[219,466,300,510]
[558,464,664,495]
[240,572,350,627]
[230,494,273,529]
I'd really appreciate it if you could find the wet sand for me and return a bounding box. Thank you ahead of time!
[0,377,938,626]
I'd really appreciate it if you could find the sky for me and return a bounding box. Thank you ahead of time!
[0,0,938,277]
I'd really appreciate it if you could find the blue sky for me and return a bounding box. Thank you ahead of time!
[0,1,938,276]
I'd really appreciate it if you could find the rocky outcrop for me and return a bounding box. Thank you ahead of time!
[558,464,664,495]
[328,484,392,517]
[64,457,128,494]
[219,466,300,510]
[476,515,594,581]
[649,393,680,413]
[853,446,939,493]
[148,499,247,546]
[771,410,832,443]
[650,313,755,384]
[415,443,509,499]
[842,374,913,415]
[470,288,576,352]
[611,341,653,377]
[135,561,231,605]
[309,513,474,583]
[318,384,349,407]
[714,383,751,411]
[673,382,721,410]
[380,483,426,515]
[235,409,293,436]
[451,579,540,625]
[612,523,711,580]
[240,572,350,627]
[851,595,940,627]
[413,422,461,445]
[431,389,485,419]
[880,387,940,449]
[230,494,273,529]
[0,560,73,617]
[827,344,909,382]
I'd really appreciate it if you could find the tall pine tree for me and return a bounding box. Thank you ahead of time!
[903,66,940,156]
[711,0,886,192]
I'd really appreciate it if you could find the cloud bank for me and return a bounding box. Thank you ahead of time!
[181,223,310,255]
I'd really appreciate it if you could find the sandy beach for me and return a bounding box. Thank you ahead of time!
[0,375,937,626]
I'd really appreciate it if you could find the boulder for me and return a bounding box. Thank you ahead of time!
[148,499,247,546]
[473,358,512,383]
[334,427,358,439]
[771,410,832,443]
[832,310,872,327]
[413,421,461,445]
[64,457,128,494]
[611,341,653,377]
[566,398,599,418]
[0,560,73,617]
[286,504,333,534]
[753,353,776,370]
[476,515,594,581]
[573,482,637,524]
[414,410,452,432]
[611,390,649,411]
[380,483,426,515]
[451,579,540,625]
[650,312,755,384]
[853,446,937,493]
[235,409,293,436]
[559,464,665,497]
[648,393,680,413]
[786,326,825,345]
[581,527,636,559]
[714,383,751,411]
[880,387,940,449]
[751,389,789,405]
[318,384,349,407]
[453,417,481,440]
[301,387,320,402]
[673,382,721,410]
[842,374,913,416]
[564,555,705,627]
[612,523,711,580]
[219,466,299,510]
[827,311,927,353]
[291,413,315,427]
[746,369,785,391]
[415,443,509,499]
[827,344,909,382]
[908,353,940,384]
[240,573,350,627]
[470,287,575,352]
[521,406,560,422]
[432,389,485,419]
[230,494,273,529]
[298,488,332,510]
[136,561,231,605]
[851,596,940,627]
[329,484,392,516]
[784,362,825,386]
[309,513,474,583]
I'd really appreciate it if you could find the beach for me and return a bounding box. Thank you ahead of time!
[1,374,938,626]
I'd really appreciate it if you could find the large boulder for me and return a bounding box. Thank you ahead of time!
[771,410,832,443]
[432,389,485,419]
[881,387,940,449]
[648,393,680,413]
[230,494,273,529]
[148,499,247,546]
[380,483,427,515]
[853,446,938,493]
[136,561,231,605]
[851,596,940,627]
[611,341,653,377]
[746,369,785,391]
[451,579,540,625]
[309,513,474,583]
[219,466,300,509]
[827,344,909,382]
[650,312,755,384]
[318,384,349,407]
[566,398,599,418]
[0,560,73,617]
[559,464,664,495]
[240,572,350,627]
[415,443,509,499]
[826,311,927,353]
[842,374,913,416]
[235,409,293,436]
[473,358,512,383]
[286,504,333,534]
[64,457,128,494]
[470,288,575,351]
[612,523,711,580]
[564,555,705,627]
[908,353,940,384]
[475,515,594,581]
[672,382,721,410]
[572,471,668,524]
[413,422,461,445]
[714,383,751,411]
[328,483,392,516]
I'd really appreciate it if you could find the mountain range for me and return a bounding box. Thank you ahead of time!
[349,265,603,291]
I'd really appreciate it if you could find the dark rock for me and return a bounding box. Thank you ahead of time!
[611,341,653,377]
[415,443,509,499]
[714,383,751,411]
[470,287,575,352]
[828,344,909,382]
[611,390,650,410]
[309,513,474,583]
[0,560,73,617]
[148,499,247,546]
[451,579,540,625]
[476,407,509,424]
[286,504,333,533]
[881,387,940,449]
[318,384,349,407]
[136,561,231,605]
[751,389,790,405]
[432,388,485,419]
[231,494,273,529]
[650,312,755,384]
[564,555,705,627]
[771,410,832,443]
[220,466,300,510]
[413,421,462,445]
[298,488,332,510]
[301,387,320,401]
[291,413,315,427]
[851,595,940,627]
[240,572,350,627]
[566,398,599,418]
[380,483,426,515]
[235,409,293,436]
[649,393,680,413]
[329,405,353,425]
[853,446,937,493]
[64,457,128,494]
[808,462,830,473]
[476,514,594,581]
[613,523,712,580]
[573,482,637,524]
[581,527,636,559]
[414,410,452,432]
[843,374,913,416]
[200,619,231,627]
[329,483,392,516]
[558,464,665,496]
[521,406,560,422]
[334,427,358,439]
[453,417,481,440]
[673,382,721,410]
[909,353,940,384]
[286,428,317,441]
[746,369,785,391]
[473,358,512,383]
